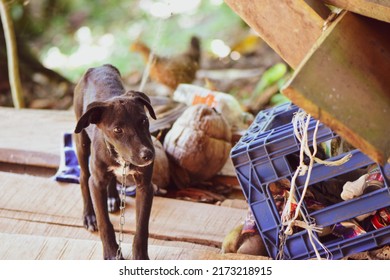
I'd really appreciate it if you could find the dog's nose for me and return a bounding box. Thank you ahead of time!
[140,149,154,162]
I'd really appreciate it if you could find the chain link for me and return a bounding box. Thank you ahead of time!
[116,163,128,260]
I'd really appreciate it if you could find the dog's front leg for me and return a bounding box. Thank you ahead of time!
[107,176,120,213]
[89,172,120,260]
[132,165,154,260]
[74,131,97,231]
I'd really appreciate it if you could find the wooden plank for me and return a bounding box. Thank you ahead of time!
[322,0,390,23]
[1,218,387,260]
[0,172,247,247]
[305,0,333,19]
[0,233,268,260]
[0,217,220,253]
[0,216,100,242]
[224,0,328,68]
[0,99,183,168]
[0,107,75,168]
[0,162,56,177]
[282,11,390,164]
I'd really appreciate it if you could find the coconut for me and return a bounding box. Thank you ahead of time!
[151,136,170,193]
[163,104,232,188]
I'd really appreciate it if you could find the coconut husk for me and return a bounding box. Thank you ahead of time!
[163,104,232,188]
[151,136,170,193]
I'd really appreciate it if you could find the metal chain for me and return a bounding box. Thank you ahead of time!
[116,163,128,260]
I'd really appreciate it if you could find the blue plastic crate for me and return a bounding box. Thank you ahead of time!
[232,110,337,186]
[233,102,299,151]
[231,103,390,260]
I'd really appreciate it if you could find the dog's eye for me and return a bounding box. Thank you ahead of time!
[113,127,123,134]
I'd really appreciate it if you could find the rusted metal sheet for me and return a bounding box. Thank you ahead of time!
[224,0,328,68]
[282,11,390,164]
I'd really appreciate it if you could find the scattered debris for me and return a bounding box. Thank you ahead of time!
[131,36,201,90]
[173,83,254,130]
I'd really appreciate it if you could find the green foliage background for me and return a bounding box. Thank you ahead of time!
[10,0,246,82]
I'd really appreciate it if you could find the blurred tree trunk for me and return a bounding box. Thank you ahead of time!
[1,0,24,108]
[0,0,74,109]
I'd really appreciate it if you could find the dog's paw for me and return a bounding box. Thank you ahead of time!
[83,214,98,232]
[105,254,124,260]
[132,253,150,260]
[104,248,124,260]
[107,196,120,213]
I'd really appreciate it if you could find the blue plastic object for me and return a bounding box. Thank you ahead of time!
[231,103,390,260]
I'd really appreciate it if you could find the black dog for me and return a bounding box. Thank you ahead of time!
[73,64,156,260]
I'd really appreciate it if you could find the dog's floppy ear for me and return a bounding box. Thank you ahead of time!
[74,101,108,133]
[125,90,157,120]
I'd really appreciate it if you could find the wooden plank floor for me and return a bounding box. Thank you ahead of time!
[0,107,388,260]
[0,172,267,260]
[0,106,262,260]
[0,232,267,260]
[0,104,186,169]
[0,172,247,246]
[0,218,225,260]
[0,107,75,168]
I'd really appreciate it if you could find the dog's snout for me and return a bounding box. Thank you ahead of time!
[141,149,154,162]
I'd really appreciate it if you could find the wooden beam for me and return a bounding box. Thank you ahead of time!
[0,107,75,168]
[305,0,332,19]
[224,0,328,68]
[322,0,390,23]
[282,11,390,164]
